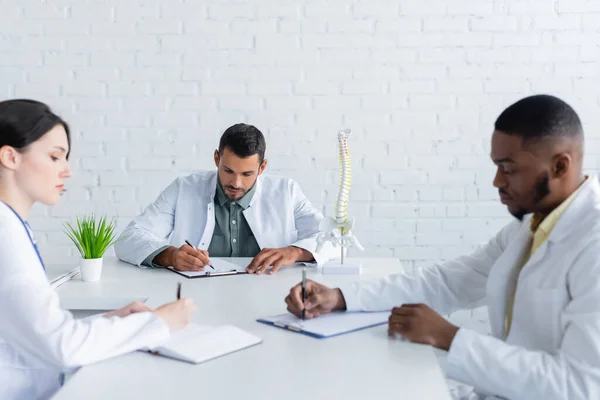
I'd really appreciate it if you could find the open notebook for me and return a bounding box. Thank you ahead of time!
[167,258,248,279]
[257,311,389,339]
[147,324,262,364]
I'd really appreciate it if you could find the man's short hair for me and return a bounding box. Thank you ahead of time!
[495,94,583,144]
[218,123,266,162]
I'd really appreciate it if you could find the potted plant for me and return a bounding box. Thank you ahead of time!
[63,214,121,282]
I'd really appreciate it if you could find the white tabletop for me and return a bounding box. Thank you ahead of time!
[51,257,452,400]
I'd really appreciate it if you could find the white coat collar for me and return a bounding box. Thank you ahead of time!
[544,176,599,244]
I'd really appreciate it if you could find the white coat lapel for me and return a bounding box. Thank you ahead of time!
[519,240,548,278]
[197,173,218,250]
[521,177,596,283]
[487,223,532,337]
[242,177,266,249]
[542,176,597,246]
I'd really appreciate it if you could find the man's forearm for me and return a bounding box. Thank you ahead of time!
[153,246,176,266]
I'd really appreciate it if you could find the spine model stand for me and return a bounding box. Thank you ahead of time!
[316,129,364,264]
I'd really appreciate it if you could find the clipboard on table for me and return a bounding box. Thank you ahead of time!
[257,311,389,339]
[166,258,248,279]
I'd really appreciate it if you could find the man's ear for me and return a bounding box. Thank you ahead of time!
[0,145,20,171]
[552,153,571,178]
[214,150,220,168]
[258,159,267,175]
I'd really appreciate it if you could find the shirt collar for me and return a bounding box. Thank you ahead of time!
[215,179,257,209]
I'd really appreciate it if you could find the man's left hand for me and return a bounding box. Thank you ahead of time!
[388,303,459,351]
[246,246,313,275]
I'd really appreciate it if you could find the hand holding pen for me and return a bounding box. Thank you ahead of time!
[166,242,212,272]
[152,282,196,331]
[184,240,214,270]
[301,267,307,320]
[284,277,348,320]
[167,240,213,271]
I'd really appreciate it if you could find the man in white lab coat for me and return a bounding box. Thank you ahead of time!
[285,95,600,399]
[116,124,336,274]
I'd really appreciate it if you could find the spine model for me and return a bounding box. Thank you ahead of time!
[335,129,352,227]
[316,129,363,262]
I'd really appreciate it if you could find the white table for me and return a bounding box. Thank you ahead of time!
[51,257,452,400]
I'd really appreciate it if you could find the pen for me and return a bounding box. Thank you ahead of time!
[176,282,181,300]
[301,267,307,321]
[185,240,214,269]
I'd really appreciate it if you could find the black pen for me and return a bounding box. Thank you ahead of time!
[176,282,181,300]
[185,240,214,269]
[301,267,307,321]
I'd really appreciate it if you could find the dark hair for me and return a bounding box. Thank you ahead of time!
[218,123,266,162]
[495,94,583,144]
[0,99,71,157]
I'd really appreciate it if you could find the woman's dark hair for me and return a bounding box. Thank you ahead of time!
[0,99,71,157]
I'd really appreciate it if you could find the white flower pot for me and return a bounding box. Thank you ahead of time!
[79,258,103,282]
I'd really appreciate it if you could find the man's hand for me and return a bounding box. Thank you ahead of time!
[388,304,459,351]
[284,279,346,319]
[156,245,211,271]
[246,246,313,275]
[104,301,151,318]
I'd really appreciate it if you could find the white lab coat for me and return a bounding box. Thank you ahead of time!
[340,177,600,400]
[115,171,337,266]
[0,202,170,400]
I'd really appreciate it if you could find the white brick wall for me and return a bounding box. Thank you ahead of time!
[1,0,600,268]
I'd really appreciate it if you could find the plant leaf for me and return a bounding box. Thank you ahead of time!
[63,214,119,259]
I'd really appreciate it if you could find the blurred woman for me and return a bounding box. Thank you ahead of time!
[0,99,196,399]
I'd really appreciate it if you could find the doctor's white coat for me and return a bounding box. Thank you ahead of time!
[340,177,600,400]
[0,202,170,400]
[115,171,337,266]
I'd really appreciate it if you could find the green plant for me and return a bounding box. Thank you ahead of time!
[63,214,122,259]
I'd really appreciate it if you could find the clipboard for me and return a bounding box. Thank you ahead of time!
[257,311,389,339]
[167,267,248,279]
[166,258,248,279]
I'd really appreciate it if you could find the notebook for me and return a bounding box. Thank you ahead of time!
[147,324,262,364]
[257,311,389,339]
[167,258,248,279]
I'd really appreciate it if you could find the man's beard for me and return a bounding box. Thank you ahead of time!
[511,171,550,221]
[224,179,258,200]
[224,185,246,199]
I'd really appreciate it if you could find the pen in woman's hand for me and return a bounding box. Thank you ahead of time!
[177,282,181,300]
